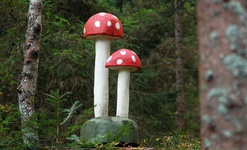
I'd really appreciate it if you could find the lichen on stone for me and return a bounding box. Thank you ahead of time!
[202,115,212,125]
[205,69,214,81]
[217,104,228,114]
[207,88,228,100]
[244,96,247,104]
[224,114,231,120]
[225,25,241,51]
[211,134,220,140]
[224,1,246,16]
[210,31,218,46]
[233,120,243,132]
[213,0,222,3]
[221,130,233,138]
[224,1,247,26]
[204,138,212,148]
[223,54,247,78]
[218,96,229,105]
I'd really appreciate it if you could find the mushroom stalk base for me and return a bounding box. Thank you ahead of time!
[94,39,110,117]
[117,70,130,118]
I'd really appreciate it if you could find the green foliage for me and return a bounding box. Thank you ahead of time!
[61,100,83,125]
[37,90,91,149]
[67,122,135,149]
[0,104,26,149]
[0,92,92,149]
[184,87,200,138]
[141,132,201,150]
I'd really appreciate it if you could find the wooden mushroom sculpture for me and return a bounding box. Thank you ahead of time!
[84,12,124,117]
[105,49,141,118]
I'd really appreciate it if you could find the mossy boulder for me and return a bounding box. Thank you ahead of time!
[80,116,139,146]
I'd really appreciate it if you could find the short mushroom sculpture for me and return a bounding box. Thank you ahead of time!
[105,49,141,118]
[84,12,124,117]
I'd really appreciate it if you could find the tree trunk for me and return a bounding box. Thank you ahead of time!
[198,0,247,149]
[17,0,43,145]
[174,0,185,131]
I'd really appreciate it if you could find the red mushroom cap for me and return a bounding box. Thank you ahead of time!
[83,12,124,40]
[105,49,142,72]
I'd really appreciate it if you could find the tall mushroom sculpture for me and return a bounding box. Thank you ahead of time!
[84,12,124,117]
[105,49,141,118]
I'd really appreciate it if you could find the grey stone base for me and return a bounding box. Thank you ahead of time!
[80,116,139,147]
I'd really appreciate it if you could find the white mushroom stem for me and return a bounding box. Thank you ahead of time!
[116,70,130,118]
[94,39,110,117]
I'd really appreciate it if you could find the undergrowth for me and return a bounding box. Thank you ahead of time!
[0,90,201,149]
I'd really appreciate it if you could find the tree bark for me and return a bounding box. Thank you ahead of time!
[17,0,43,145]
[174,0,185,131]
[198,0,247,149]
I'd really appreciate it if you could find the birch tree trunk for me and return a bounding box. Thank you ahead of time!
[198,0,247,149]
[17,0,43,145]
[174,0,185,131]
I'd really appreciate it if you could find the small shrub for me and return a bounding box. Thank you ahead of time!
[0,104,27,149]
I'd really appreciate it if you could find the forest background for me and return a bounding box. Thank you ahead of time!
[0,0,199,149]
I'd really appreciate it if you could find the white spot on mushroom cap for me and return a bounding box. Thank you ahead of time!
[99,12,106,16]
[107,21,112,27]
[107,56,112,62]
[116,22,120,30]
[84,28,86,34]
[117,59,123,65]
[95,21,100,27]
[113,15,117,18]
[120,50,126,55]
[131,55,136,62]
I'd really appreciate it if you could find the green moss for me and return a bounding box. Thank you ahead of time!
[80,117,139,144]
